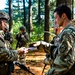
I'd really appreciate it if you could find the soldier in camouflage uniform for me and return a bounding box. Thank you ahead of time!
[33,4,75,75]
[16,26,29,65]
[16,26,29,48]
[3,26,14,74]
[0,10,26,75]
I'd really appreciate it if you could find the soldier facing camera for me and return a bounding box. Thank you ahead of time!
[0,10,26,75]
[16,26,29,65]
[16,26,29,49]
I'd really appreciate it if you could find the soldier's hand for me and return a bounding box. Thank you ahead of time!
[33,41,51,47]
[33,41,41,47]
[21,35,24,38]
[29,41,41,50]
[18,47,28,55]
[29,41,40,47]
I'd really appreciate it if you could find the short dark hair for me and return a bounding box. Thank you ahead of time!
[19,26,26,30]
[54,4,71,20]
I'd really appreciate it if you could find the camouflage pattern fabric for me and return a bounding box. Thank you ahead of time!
[16,32,29,64]
[5,40,11,49]
[0,35,18,75]
[4,31,13,44]
[46,24,75,75]
[0,36,18,62]
[16,32,29,48]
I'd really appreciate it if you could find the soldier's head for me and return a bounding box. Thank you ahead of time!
[53,4,71,27]
[0,10,9,31]
[19,26,26,32]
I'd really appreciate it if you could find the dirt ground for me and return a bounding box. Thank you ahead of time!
[12,51,50,75]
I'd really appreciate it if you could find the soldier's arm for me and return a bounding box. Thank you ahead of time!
[47,31,75,75]
[25,33,29,41]
[0,48,18,62]
[21,32,29,42]
[33,41,56,53]
[0,47,25,62]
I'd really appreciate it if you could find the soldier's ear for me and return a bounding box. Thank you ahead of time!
[62,13,66,19]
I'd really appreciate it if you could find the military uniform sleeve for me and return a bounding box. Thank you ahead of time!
[0,48,18,62]
[46,29,75,75]
[22,32,29,42]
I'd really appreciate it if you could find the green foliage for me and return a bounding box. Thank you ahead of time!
[11,39,17,49]
[10,21,22,49]
[13,20,22,34]
[11,20,55,49]
[30,24,44,42]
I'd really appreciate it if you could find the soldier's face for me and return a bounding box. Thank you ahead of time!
[21,30,26,33]
[0,20,7,31]
[54,12,64,27]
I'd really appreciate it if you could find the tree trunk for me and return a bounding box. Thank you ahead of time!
[44,0,50,42]
[23,0,26,26]
[38,0,41,25]
[9,0,13,32]
[28,0,32,36]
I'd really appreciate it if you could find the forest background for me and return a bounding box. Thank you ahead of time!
[2,0,75,49]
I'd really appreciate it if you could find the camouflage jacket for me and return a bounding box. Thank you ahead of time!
[16,32,29,48]
[46,24,75,75]
[4,31,13,44]
[0,35,18,62]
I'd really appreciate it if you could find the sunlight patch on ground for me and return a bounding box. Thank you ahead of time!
[26,56,45,61]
